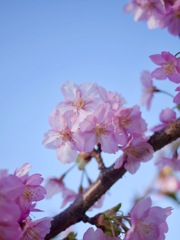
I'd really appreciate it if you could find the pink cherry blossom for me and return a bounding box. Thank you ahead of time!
[77,103,121,153]
[114,134,154,174]
[98,86,125,111]
[21,217,52,240]
[151,108,176,132]
[150,51,180,83]
[155,156,180,171]
[159,1,180,36]
[0,197,22,240]
[140,70,157,110]
[0,169,24,239]
[14,164,47,221]
[113,105,147,137]
[83,227,121,240]
[156,171,180,194]
[61,186,79,208]
[125,197,173,240]
[57,81,99,128]
[0,165,51,239]
[42,110,79,163]
[45,177,65,199]
[173,85,180,104]
[124,0,165,29]
[0,169,24,201]
[45,177,79,208]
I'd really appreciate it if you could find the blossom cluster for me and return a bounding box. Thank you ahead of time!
[0,163,52,240]
[125,0,180,36]
[139,49,180,209]
[43,81,154,174]
[141,51,180,110]
[83,197,172,240]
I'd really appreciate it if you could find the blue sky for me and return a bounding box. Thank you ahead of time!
[0,1,180,239]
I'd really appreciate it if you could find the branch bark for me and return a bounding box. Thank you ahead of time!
[45,118,180,239]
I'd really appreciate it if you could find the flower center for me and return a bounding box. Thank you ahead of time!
[23,188,33,203]
[163,61,175,75]
[119,118,131,128]
[95,124,106,136]
[137,220,158,238]
[127,146,147,159]
[74,98,85,110]
[60,130,72,141]
[137,221,151,235]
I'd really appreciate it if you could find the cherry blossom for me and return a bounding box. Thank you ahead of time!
[150,51,180,83]
[0,196,22,240]
[45,177,65,199]
[159,1,180,36]
[45,177,79,208]
[0,169,24,201]
[156,168,180,194]
[0,169,24,239]
[14,163,47,221]
[140,70,158,110]
[0,165,50,240]
[113,105,147,137]
[124,0,165,29]
[155,156,180,171]
[125,197,173,240]
[83,227,121,240]
[57,81,99,128]
[114,134,154,174]
[21,217,52,240]
[151,108,176,132]
[61,186,79,208]
[98,85,125,111]
[173,85,180,104]
[42,110,79,163]
[77,103,121,153]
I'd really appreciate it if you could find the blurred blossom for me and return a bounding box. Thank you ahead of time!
[140,70,158,110]
[173,85,180,104]
[151,108,176,132]
[156,168,180,194]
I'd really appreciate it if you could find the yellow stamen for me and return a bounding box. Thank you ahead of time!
[163,62,175,75]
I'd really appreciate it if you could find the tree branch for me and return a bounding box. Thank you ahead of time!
[45,118,180,239]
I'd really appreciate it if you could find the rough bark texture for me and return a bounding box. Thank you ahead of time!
[45,118,180,239]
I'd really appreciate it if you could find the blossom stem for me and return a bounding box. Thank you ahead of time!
[79,171,85,192]
[175,52,180,57]
[91,144,106,170]
[61,163,76,179]
[82,214,96,225]
[84,168,92,185]
[159,89,174,98]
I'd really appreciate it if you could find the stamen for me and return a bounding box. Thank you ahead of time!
[95,124,106,136]
[163,62,175,75]
[119,118,131,127]
[60,130,72,141]
[74,98,85,110]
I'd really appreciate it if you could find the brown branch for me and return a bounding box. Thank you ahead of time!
[148,119,180,151]
[45,118,180,239]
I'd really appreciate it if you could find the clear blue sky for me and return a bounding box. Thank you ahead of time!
[0,1,179,239]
